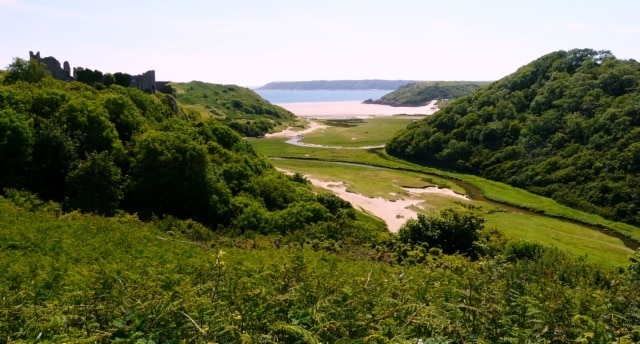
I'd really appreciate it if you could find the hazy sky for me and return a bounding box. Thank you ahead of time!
[1,0,639,87]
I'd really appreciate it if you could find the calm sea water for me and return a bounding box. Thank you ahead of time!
[253,89,392,103]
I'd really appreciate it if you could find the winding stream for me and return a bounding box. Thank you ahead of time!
[268,122,640,250]
[279,156,640,250]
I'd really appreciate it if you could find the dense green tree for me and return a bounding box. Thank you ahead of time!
[29,88,70,118]
[272,201,329,235]
[398,208,486,256]
[75,68,104,86]
[27,118,78,201]
[388,49,640,225]
[0,109,33,188]
[102,94,146,142]
[103,73,116,87]
[3,57,49,84]
[113,72,132,88]
[65,151,123,215]
[0,61,369,240]
[125,131,231,225]
[253,171,299,211]
[58,98,122,155]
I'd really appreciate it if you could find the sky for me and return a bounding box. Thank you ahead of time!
[1,0,639,87]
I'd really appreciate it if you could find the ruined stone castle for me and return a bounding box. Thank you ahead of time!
[29,51,168,92]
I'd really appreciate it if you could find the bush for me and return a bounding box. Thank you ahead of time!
[398,208,485,256]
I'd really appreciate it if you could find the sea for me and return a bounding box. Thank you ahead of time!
[253,89,393,103]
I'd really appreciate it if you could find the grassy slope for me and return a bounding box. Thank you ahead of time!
[302,116,418,147]
[171,81,294,121]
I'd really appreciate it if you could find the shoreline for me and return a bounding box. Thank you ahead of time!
[275,100,438,118]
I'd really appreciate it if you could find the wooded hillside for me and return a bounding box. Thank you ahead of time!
[366,81,488,106]
[0,58,375,238]
[387,49,640,226]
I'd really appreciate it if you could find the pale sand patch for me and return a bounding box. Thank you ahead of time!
[265,120,327,138]
[277,168,469,232]
[310,179,421,233]
[402,187,470,201]
[276,100,438,118]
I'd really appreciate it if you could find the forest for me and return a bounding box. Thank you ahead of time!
[387,49,640,227]
[0,58,370,236]
[3,54,640,342]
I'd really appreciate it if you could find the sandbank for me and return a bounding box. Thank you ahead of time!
[310,179,422,232]
[276,100,438,118]
[307,178,469,233]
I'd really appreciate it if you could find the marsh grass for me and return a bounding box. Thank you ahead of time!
[302,116,417,147]
[486,211,634,268]
[254,138,640,241]
[272,158,465,199]
[269,157,634,268]
[251,117,640,267]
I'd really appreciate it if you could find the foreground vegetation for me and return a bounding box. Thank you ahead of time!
[4,193,640,343]
[388,49,640,227]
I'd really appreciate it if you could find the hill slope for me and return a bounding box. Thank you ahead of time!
[171,81,295,137]
[387,49,640,226]
[365,81,489,106]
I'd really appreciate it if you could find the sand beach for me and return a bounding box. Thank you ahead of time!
[275,100,438,118]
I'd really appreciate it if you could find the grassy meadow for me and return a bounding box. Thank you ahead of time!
[250,116,640,269]
[302,116,418,147]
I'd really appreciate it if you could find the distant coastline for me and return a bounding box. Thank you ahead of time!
[254,89,393,104]
[275,100,438,118]
[256,79,416,90]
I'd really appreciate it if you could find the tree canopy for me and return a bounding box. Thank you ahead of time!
[366,81,488,106]
[0,66,372,237]
[387,49,640,225]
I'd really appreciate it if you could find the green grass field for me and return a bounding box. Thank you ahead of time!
[302,116,417,147]
[250,117,640,269]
